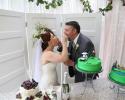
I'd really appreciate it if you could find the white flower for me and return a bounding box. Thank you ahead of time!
[75,44,79,51]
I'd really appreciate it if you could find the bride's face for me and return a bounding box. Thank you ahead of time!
[49,33,59,47]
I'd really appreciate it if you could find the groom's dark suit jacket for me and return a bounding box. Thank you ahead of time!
[68,33,98,83]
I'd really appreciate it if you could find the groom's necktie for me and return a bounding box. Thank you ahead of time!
[71,41,75,48]
[70,41,76,60]
[68,41,76,77]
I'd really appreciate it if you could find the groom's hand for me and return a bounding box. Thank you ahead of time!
[64,59,75,77]
[64,59,74,67]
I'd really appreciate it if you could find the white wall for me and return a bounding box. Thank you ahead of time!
[0,10,27,92]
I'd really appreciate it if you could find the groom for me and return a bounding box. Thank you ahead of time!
[64,21,98,83]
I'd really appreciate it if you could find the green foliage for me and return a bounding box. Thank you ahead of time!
[28,0,63,9]
[29,0,113,16]
[80,0,113,16]
[80,0,93,13]
[99,1,113,16]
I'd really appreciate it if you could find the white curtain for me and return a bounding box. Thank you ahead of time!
[0,0,99,13]
[99,0,125,78]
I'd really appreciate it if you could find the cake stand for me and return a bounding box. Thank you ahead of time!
[76,57,102,95]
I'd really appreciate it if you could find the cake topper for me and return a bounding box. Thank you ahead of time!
[80,52,88,60]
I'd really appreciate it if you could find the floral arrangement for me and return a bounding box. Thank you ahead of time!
[32,23,52,47]
[33,23,52,39]
[112,61,125,70]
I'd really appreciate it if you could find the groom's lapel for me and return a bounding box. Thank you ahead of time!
[76,33,81,52]
[68,34,82,60]
[74,33,81,59]
[77,33,81,45]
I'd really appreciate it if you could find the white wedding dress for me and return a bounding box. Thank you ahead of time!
[39,62,59,90]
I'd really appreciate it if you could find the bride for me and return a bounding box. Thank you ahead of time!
[35,31,68,90]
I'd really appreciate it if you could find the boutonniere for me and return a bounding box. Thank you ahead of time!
[74,44,79,52]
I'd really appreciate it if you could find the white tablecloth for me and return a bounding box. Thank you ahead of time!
[57,78,125,100]
[0,78,125,100]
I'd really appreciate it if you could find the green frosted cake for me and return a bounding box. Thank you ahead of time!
[76,57,102,73]
[109,68,125,85]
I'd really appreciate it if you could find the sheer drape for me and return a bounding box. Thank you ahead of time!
[99,0,125,78]
[33,40,42,83]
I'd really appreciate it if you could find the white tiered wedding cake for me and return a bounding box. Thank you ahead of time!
[16,79,51,100]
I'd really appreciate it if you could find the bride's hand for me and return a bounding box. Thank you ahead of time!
[62,34,68,43]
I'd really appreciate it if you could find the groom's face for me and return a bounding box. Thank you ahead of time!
[64,25,76,41]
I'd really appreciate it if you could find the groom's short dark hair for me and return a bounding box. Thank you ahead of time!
[65,21,80,33]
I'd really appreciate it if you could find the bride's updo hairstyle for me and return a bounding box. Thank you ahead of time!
[40,29,55,51]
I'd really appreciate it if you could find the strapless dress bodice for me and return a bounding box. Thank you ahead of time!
[39,62,58,90]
